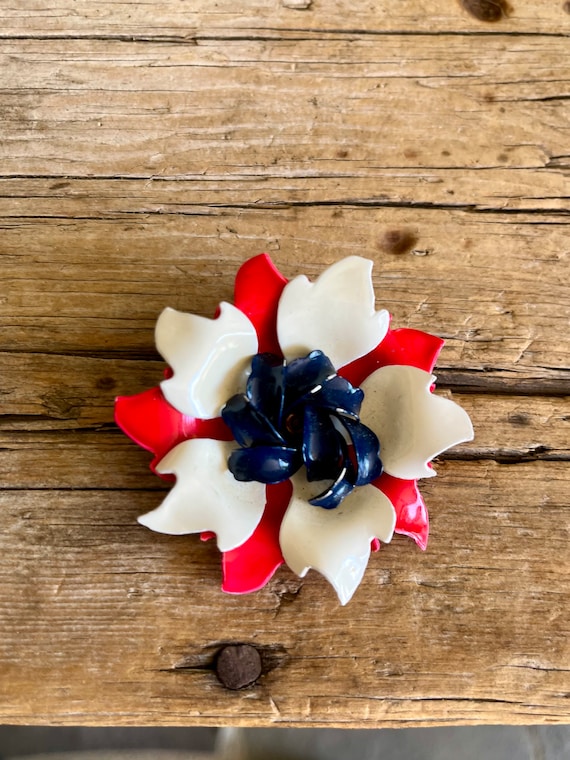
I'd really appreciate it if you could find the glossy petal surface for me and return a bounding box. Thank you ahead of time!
[280,475,396,605]
[277,257,390,369]
[115,386,192,463]
[302,405,343,483]
[308,463,355,509]
[246,353,286,429]
[221,481,292,593]
[114,386,232,467]
[308,374,363,418]
[157,302,257,419]
[228,445,302,484]
[233,253,288,355]
[138,439,265,552]
[340,327,444,386]
[284,350,336,404]
[343,417,383,486]
[360,365,474,480]
[375,473,429,550]
[222,394,284,447]
[223,348,381,507]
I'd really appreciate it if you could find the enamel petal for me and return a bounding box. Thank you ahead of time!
[360,365,474,480]
[340,327,444,387]
[233,253,288,355]
[138,439,265,552]
[228,445,301,484]
[221,480,292,594]
[280,476,396,605]
[375,473,429,550]
[157,303,257,419]
[114,386,232,468]
[277,257,390,369]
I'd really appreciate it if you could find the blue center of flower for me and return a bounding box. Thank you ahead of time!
[221,350,383,509]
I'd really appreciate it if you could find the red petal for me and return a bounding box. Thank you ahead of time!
[114,386,232,467]
[340,328,444,387]
[374,473,429,550]
[221,480,293,594]
[233,253,288,355]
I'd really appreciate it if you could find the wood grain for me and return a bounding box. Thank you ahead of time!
[1,37,570,176]
[0,0,568,37]
[1,462,568,726]
[1,0,569,728]
[1,208,569,375]
[0,393,566,492]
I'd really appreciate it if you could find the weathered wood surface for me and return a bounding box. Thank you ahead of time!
[1,0,569,728]
[1,0,568,36]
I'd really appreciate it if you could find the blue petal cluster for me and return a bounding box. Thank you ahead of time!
[221,350,383,509]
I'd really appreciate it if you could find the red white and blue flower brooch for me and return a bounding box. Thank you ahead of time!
[115,255,473,604]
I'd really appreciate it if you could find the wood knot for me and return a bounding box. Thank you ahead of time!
[378,228,418,256]
[281,0,312,8]
[508,412,531,427]
[96,376,116,391]
[458,0,511,22]
[215,644,262,690]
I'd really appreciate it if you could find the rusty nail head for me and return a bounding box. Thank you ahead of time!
[215,644,262,690]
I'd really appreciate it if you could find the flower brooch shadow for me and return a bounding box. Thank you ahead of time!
[115,255,473,605]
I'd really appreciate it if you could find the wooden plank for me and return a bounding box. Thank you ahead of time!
[0,393,567,489]
[2,169,570,212]
[1,0,569,729]
[1,461,568,726]
[1,208,569,373]
[1,37,569,176]
[0,1,569,38]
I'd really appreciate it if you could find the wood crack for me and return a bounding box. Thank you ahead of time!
[444,446,569,463]
[1,30,569,43]
[0,164,549,181]
[120,200,570,216]
[3,199,569,219]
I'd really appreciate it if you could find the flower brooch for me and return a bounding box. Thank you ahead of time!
[115,255,473,604]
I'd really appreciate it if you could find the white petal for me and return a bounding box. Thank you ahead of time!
[138,439,266,552]
[360,365,474,480]
[277,256,389,369]
[280,476,396,605]
[156,303,257,419]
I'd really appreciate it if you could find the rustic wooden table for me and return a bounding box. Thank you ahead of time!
[1,0,569,729]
